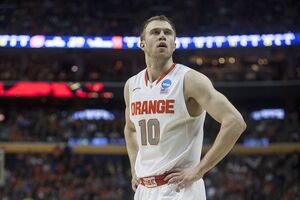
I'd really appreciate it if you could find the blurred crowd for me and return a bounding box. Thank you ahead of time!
[1,151,299,200]
[0,49,299,82]
[204,108,300,145]
[205,154,299,200]
[0,0,299,36]
[0,108,124,143]
[191,55,299,82]
[0,107,299,144]
[1,149,130,200]
[0,53,134,82]
[0,0,299,83]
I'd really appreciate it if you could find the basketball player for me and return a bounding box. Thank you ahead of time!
[124,15,246,200]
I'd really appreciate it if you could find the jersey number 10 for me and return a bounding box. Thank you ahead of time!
[138,119,160,145]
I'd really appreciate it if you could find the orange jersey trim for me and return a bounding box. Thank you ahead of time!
[144,63,176,87]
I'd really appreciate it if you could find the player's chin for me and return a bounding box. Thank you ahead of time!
[156,47,168,51]
[154,50,171,57]
[154,54,171,60]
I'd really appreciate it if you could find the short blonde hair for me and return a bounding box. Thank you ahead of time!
[140,15,176,41]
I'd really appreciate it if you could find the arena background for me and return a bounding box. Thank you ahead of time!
[0,0,299,199]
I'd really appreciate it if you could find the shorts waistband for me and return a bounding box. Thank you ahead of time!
[138,174,169,188]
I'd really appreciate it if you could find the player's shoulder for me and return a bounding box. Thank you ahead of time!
[124,68,147,89]
[132,69,146,82]
[130,68,146,80]
[182,66,213,96]
[183,69,215,100]
[178,64,210,83]
[174,63,191,72]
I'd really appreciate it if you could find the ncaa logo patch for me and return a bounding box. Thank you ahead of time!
[160,79,172,94]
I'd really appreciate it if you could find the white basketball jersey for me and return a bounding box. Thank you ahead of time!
[128,63,206,178]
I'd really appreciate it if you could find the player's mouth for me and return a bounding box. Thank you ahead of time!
[157,42,167,48]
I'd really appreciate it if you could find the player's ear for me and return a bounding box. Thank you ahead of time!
[140,41,145,50]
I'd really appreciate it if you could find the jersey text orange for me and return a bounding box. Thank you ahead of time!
[131,99,175,115]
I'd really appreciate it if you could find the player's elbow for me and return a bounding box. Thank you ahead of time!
[233,116,247,135]
[238,118,247,133]
[225,114,247,136]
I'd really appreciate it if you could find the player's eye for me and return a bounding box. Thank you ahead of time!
[164,30,172,35]
[153,30,160,34]
[150,29,161,35]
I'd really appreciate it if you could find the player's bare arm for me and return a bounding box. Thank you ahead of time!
[164,69,247,191]
[124,80,139,192]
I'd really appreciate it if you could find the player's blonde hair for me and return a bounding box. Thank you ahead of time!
[140,15,176,41]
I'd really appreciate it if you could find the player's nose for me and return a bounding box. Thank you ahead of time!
[158,31,166,40]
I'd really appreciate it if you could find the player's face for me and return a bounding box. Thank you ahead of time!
[141,20,176,59]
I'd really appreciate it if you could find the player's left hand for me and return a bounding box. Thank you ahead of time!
[163,167,204,192]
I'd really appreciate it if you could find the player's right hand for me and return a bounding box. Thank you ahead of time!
[131,174,139,192]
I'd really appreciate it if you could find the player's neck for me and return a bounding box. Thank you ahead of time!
[145,57,174,83]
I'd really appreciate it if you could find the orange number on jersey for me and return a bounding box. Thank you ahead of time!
[138,119,160,145]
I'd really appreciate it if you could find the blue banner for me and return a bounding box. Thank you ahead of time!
[0,33,299,49]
